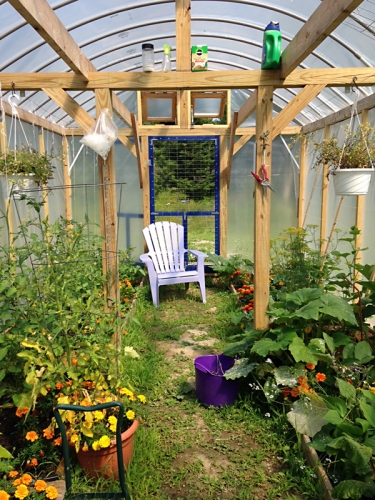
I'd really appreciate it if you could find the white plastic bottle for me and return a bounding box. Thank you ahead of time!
[162,44,171,72]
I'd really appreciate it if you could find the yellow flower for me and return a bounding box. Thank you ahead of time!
[120,388,133,397]
[138,395,146,403]
[15,485,29,500]
[45,486,59,500]
[108,416,117,425]
[70,434,79,443]
[34,480,47,492]
[99,435,111,448]
[370,387,375,395]
[126,410,135,420]
[93,411,104,421]
[83,420,93,429]
[92,441,101,451]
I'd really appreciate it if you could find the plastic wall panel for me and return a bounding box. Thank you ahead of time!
[44,131,65,225]
[303,129,324,227]
[361,109,375,265]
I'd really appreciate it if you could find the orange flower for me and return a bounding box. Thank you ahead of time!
[53,436,62,446]
[305,363,315,370]
[34,480,47,493]
[16,407,29,418]
[30,458,38,467]
[315,373,326,383]
[66,380,73,386]
[8,471,19,478]
[43,427,54,440]
[0,491,10,500]
[282,387,291,398]
[290,388,299,398]
[71,359,78,365]
[298,376,308,386]
[20,475,32,486]
[45,486,59,500]
[55,382,64,390]
[13,479,22,487]
[25,431,38,442]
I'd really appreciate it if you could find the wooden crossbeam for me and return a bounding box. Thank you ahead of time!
[281,0,365,78]
[302,91,375,134]
[272,84,326,139]
[131,113,143,189]
[237,90,257,127]
[43,88,95,131]
[3,68,375,92]
[233,134,253,155]
[227,112,238,188]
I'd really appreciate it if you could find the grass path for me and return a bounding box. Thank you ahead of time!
[125,283,322,500]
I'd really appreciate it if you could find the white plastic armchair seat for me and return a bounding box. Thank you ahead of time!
[140,221,207,307]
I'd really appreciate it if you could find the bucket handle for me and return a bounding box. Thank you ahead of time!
[195,355,228,377]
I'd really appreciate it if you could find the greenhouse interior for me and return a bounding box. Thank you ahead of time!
[1,1,375,500]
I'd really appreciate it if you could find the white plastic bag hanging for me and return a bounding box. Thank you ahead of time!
[80,108,118,160]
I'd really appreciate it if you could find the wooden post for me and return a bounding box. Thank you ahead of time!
[141,136,150,231]
[38,128,50,221]
[62,136,72,221]
[220,136,228,256]
[95,90,119,320]
[0,114,14,245]
[254,86,273,330]
[355,109,368,267]
[298,135,307,228]
[320,125,330,252]
[176,0,191,129]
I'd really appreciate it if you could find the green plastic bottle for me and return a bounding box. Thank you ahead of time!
[261,21,282,70]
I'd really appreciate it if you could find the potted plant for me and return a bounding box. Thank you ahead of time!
[0,146,56,199]
[311,123,375,195]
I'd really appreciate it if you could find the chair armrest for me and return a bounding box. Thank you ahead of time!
[139,253,157,281]
[187,249,207,258]
[140,253,152,263]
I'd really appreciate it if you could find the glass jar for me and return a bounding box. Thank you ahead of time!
[142,43,154,72]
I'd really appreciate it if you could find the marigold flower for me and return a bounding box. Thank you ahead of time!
[315,373,326,383]
[290,388,299,398]
[66,380,73,386]
[53,437,62,446]
[8,471,19,478]
[55,382,64,390]
[45,486,59,500]
[25,431,38,442]
[138,395,146,403]
[13,479,22,486]
[16,407,29,418]
[305,363,315,370]
[14,485,29,500]
[0,491,10,500]
[43,427,54,440]
[34,480,47,493]
[81,443,89,452]
[30,458,38,467]
[21,475,32,486]
[98,435,111,448]
[298,376,308,386]
[126,410,135,420]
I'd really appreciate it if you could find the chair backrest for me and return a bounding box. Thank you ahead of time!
[143,221,186,274]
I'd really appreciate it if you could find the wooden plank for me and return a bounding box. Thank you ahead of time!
[237,90,257,127]
[233,134,253,155]
[254,86,273,330]
[227,112,238,188]
[95,89,119,317]
[298,136,307,228]
[4,68,375,91]
[131,113,143,189]
[355,109,368,268]
[176,0,191,72]
[38,128,49,222]
[320,126,330,252]
[302,92,375,134]
[301,435,333,500]
[281,0,365,78]
[1,117,15,246]
[42,88,95,131]
[178,90,191,129]
[226,89,231,126]
[141,136,150,230]
[1,99,64,135]
[62,136,72,221]
[272,85,326,139]
[8,0,94,79]
[220,136,228,257]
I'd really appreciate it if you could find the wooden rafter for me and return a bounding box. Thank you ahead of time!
[233,135,253,155]
[3,68,375,91]
[227,111,238,188]
[42,88,95,131]
[272,84,326,139]
[302,91,375,134]
[131,113,143,189]
[237,90,257,127]
[281,0,365,78]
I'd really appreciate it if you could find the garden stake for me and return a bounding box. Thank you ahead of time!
[302,163,322,227]
[320,196,344,270]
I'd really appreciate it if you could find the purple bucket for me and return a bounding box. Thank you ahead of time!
[194,354,239,407]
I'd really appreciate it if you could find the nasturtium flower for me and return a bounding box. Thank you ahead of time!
[34,480,47,492]
[25,431,38,442]
[98,436,111,448]
[0,490,10,500]
[126,410,135,420]
[315,373,326,383]
[14,484,29,499]
[305,363,315,370]
[45,486,59,500]
[92,441,101,451]
[138,395,146,403]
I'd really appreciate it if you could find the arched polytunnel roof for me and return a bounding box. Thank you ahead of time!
[1,0,375,129]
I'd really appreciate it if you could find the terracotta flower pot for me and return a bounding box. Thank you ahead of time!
[76,419,138,480]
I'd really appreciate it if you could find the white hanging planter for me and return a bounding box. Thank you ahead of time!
[0,173,37,200]
[331,168,373,196]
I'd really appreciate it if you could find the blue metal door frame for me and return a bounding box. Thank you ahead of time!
[149,136,220,257]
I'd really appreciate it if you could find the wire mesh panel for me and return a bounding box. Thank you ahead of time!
[149,137,219,258]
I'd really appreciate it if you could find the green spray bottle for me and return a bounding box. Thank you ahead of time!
[162,44,171,72]
[261,21,282,70]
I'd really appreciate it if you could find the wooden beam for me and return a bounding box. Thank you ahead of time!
[302,91,375,134]
[220,136,228,257]
[62,136,72,221]
[4,68,375,91]
[272,84,326,139]
[1,99,64,135]
[281,0,365,78]
[131,113,143,189]
[43,88,95,131]
[141,136,150,229]
[227,112,238,188]
[112,94,132,128]
[254,86,273,330]
[233,134,253,155]
[176,0,191,72]
[298,136,307,228]
[355,109,368,268]
[320,126,330,252]
[237,91,257,127]
[38,129,50,222]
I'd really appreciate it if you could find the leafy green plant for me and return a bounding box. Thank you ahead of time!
[0,147,59,185]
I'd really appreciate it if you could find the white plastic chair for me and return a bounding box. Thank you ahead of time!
[140,221,207,307]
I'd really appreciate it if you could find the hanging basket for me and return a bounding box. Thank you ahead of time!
[0,173,36,200]
[332,168,373,196]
